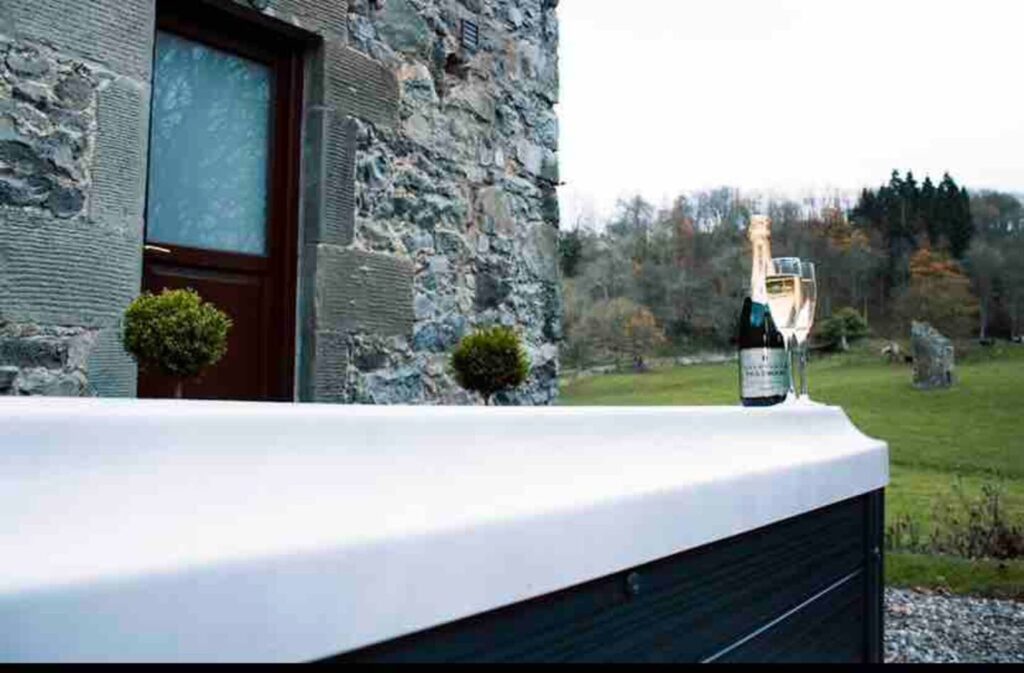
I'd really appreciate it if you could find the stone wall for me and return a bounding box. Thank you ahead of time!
[318,0,562,404]
[0,0,561,405]
[0,0,152,397]
[0,39,100,395]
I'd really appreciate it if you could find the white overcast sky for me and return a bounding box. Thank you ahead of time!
[556,0,1024,225]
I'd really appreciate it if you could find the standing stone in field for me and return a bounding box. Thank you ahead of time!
[911,321,954,389]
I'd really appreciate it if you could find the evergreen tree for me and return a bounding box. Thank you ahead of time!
[876,169,917,293]
[558,228,585,278]
[852,169,975,303]
[920,176,938,245]
[948,186,974,259]
[902,171,924,241]
[934,174,974,258]
[935,173,957,249]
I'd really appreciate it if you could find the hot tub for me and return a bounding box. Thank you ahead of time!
[0,398,888,662]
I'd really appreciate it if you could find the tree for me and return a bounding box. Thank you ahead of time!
[817,307,870,351]
[932,173,974,258]
[851,170,975,327]
[561,178,988,357]
[578,297,666,367]
[577,235,631,302]
[920,176,938,245]
[820,208,883,320]
[558,227,585,278]
[948,185,975,259]
[893,248,978,339]
[607,195,655,264]
[561,278,594,370]
[695,187,751,232]
[852,170,918,300]
[625,305,668,361]
[965,241,1005,340]
[1002,237,1024,337]
[971,190,1023,240]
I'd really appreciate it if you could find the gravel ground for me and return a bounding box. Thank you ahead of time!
[885,588,1024,663]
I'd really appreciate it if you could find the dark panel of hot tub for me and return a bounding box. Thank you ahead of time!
[325,490,884,663]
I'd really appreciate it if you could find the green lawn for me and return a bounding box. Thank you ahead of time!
[886,553,1024,600]
[560,345,1024,597]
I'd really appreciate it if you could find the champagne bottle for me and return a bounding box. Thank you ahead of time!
[738,215,788,406]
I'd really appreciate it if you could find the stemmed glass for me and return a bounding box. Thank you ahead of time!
[766,257,803,399]
[794,261,817,400]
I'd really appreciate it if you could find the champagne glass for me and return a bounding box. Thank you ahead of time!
[767,257,802,399]
[795,261,817,399]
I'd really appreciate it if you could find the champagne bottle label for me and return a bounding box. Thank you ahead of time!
[739,349,789,398]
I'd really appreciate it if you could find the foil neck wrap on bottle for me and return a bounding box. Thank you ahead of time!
[749,215,773,305]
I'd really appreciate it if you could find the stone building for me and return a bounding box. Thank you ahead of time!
[0,0,561,404]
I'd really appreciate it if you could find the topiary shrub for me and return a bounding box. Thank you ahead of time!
[122,288,232,398]
[450,326,530,405]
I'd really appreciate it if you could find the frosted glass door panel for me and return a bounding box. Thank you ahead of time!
[147,31,272,256]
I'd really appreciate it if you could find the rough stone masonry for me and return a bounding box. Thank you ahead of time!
[0,0,562,404]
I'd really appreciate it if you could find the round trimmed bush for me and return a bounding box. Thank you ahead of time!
[122,288,232,396]
[450,326,530,405]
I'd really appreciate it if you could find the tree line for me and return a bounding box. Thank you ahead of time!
[559,172,1024,369]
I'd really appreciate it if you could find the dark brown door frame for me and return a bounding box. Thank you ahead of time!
[141,1,304,401]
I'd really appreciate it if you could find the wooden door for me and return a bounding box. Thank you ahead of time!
[139,4,302,401]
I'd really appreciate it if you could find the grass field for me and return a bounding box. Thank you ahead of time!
[560,344,1024,598]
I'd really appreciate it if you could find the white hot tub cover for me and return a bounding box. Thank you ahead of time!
[0,398,888,662]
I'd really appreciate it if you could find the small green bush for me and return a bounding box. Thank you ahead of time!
[451,326,530,405]
[122,288,232,393]
[886,477,1024,560]
[816,307,870,352]
[930,478,1024,560]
